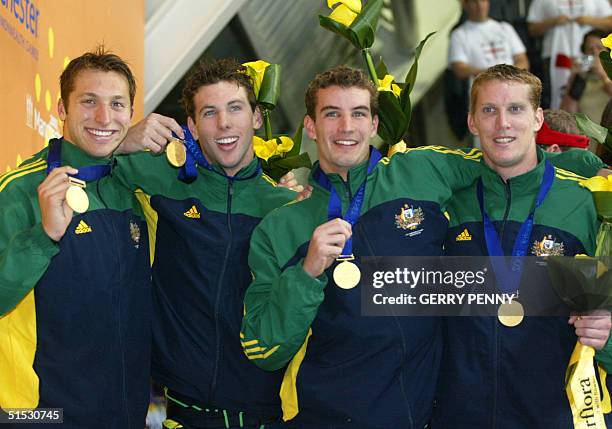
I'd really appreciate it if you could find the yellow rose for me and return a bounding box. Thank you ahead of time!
[378,74,402,97]
[602,34,612,58]
[327,0,362,27]
[243,60,270,99]
[276,136,294,154]
[253,136,277,161]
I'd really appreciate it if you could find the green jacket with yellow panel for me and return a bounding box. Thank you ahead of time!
[240,145,608,429]
[114,151,296,417]
[0,139,151,428]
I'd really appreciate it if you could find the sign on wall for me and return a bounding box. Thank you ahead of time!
[0,0,144,171]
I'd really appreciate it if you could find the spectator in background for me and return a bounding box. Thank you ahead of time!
[448,0,528,147]
[536,108,590,152]
[449,0,529,81]
[561,29,612,140]
[527,0,612,109]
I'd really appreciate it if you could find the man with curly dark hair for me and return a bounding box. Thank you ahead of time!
[115,58,296,429]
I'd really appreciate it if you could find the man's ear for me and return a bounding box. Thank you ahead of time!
[58,99,67,121]
[253,105,263,130]
[187,116,198,140]
[534,107,544,132]
[467,112,479,136]
[370,114,379,138]
[304,114,316,140]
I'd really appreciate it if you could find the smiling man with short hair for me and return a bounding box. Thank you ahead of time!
[0,47,151,428]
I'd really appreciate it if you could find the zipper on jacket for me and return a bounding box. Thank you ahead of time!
[492,180,510,429]
[209,180,234,401]
[110,213,130,427]
[498,180,512,243]
[344,171,353,201]
[98,178,131,426]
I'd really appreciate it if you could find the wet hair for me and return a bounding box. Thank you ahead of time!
[181,58,256,120]
[305,65,378,118]
[60,45,136,110]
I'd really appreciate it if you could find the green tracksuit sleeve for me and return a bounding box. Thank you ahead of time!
[544,149,607,177]
[114,152,175,194]
[241,224,326,371]
[0,183,59,315]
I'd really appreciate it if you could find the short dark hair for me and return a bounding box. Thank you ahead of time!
[471,64,541,113]
[60,45,136,111]
[581,29,609,53]
[305,66,378,118]
[181,58,256,120]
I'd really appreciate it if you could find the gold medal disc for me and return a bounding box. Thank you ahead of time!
[498,300,524,327]
[333,261,361,289]
[65,185,89,213]
[166,139,187,167]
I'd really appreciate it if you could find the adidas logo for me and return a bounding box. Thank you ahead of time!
[184,205,201,219]
[75,220,92,234]
[456,228,472,241]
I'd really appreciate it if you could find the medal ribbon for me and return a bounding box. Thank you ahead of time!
[477,160,554,294]
[313,147,382,256]
[46,138,112,181]
[175,126,261,183]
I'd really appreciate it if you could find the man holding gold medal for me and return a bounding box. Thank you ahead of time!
[240,65,612,428]
[0,48,152,427]
[432,64,612,428]
[115,58,297,428]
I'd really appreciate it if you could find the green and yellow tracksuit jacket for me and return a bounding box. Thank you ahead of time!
[0,140,151,428]
[433,147,611,428]
[115,153,295,418]
[240,146,607,429]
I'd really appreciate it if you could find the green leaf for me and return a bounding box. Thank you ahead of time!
[258,64,281,110]
[287,124,304,157]
[273,152,313,170]
[350,0,383,48]
[265,165,288,182]
[404,31,436,97]
[319,15,358,47]
[600,51,612,82]
[375,57,389,79]
[402,95,412,129]
[576,112,609,144]
[377,91,407,144]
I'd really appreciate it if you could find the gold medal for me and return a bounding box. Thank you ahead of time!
[333,256,361,290]
[65,178,89,213]
[498,300,524,327]
[166,139,187,167]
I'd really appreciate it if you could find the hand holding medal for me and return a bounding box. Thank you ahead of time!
[303,218,352,281]
[65,177,89,213]
[307,148,383,289]
[38,165,80,242]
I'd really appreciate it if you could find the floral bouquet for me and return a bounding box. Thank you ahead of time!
[243,60,311,182]
[319,0,434,155]
[546,175,612,428]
